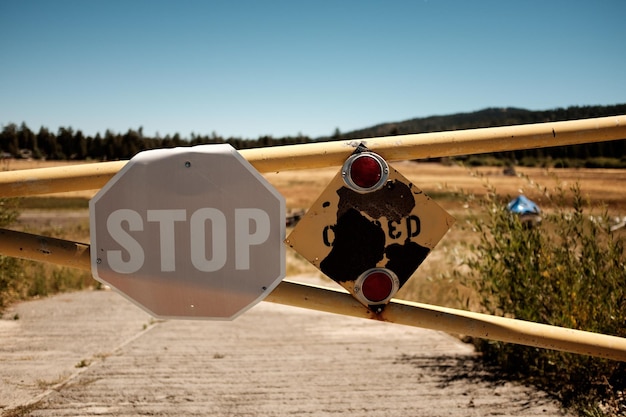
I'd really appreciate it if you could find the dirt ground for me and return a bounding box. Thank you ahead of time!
[7,159,626,213]
[264,161,626,214]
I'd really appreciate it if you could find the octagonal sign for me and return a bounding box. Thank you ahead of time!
[90,144,285,320]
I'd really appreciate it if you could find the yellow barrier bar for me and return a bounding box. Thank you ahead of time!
[0,229,91,271]
[266,281,626,361]
[0,160,127,198]
[244,114,626,172]
[2,227,625,361]
[0,115,624,197]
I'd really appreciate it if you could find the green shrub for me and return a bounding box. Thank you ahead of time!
[552,158,586,169]
[458,183,626,416]
[464,155,508,167]
[584,158,626,169]
[0,198,24,310]
[0,198,96,312]
[0,255,26,310]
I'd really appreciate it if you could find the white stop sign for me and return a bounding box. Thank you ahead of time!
[89,144,285,319]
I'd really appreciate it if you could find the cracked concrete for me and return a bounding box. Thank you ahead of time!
[1,282,570,416]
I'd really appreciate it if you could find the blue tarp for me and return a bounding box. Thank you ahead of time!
[507,195,540,216]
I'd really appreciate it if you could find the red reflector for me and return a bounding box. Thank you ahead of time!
[349,155,382,189]
[361,271,394,303]
[354,268,399,307]
[342,152,389,193]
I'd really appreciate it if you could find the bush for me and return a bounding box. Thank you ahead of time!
[552,158,586,169]
[458,183,626,416]
[464,155,508,167]
[0,198,95,312]
[584,158,626,169]
[0,198,25,310]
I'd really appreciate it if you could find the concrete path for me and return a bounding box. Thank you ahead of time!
[1,284,569,416]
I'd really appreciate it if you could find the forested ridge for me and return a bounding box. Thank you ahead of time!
[1,104,625,165]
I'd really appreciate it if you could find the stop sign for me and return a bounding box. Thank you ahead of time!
[89,144,285,319]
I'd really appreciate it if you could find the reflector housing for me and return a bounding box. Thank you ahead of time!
[342,152,389,193]
[354,267,399,306]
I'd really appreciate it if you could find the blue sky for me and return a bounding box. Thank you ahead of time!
[1,0,625,139]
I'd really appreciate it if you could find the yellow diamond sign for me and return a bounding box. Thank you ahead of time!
[285,153,454,309]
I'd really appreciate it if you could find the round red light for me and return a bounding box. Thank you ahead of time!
[341,152,389,193]
[361,271,394,303]
[349,155,382,189]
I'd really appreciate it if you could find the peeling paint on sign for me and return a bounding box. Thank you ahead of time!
[286,158,454,307]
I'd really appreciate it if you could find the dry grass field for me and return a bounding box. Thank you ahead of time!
[265,161,626,213]
[6,158,626,307]
[6,158,625,210]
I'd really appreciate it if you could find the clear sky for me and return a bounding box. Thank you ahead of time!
[1,0,625,139]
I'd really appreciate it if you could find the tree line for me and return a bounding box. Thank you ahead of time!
[1,104,624,163]
[0,124,314,161]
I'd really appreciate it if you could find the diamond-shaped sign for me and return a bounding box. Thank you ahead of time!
[285,152,454,309]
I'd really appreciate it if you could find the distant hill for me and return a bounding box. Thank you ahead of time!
[320,104,626,168]
[331,104,626,140]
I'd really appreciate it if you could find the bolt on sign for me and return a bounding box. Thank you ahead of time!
[285,148,454,310]
[90,144,285,320]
